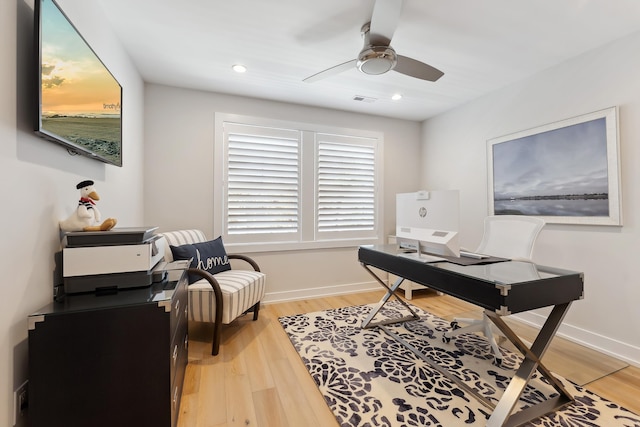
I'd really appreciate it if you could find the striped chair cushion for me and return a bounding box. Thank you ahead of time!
[157,229,266,324]
[188,269,266,324]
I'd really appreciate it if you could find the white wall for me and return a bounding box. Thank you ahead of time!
[1,0,145,424]
[421,31,640,366]
[143,84,422,301]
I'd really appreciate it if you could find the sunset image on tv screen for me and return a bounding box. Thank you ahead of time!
[39,0,122,165]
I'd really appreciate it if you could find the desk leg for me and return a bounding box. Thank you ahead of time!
[360,263,420,329]
[485,303,574,427]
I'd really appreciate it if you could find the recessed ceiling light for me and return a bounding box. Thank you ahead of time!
[391,93,403,101]
[232,64,247,73]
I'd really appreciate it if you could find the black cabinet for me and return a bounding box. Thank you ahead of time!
[28,272,188,427]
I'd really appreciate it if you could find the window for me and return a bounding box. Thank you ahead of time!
[316,135,376,236]
[214,114,383,252]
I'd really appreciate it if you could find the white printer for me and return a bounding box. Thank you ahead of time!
[61,227,165,294]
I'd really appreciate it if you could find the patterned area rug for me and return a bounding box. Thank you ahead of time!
[279,301,640,427]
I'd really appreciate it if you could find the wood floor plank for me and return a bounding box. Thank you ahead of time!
[177,383,199,427]
[222,358,258,426]
[252,388,289,427]
[257,312,290,360]
[195,362,227,427]
[182,363,201,395]
[238,319,275,392]
[271,356,339,427]
[586,365,640,415]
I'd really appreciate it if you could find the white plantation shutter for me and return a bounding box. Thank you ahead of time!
[225,125,300,237]
[317,137,376,233]
[217,115,382,251]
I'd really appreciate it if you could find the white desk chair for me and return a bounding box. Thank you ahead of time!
[443,215,545,365]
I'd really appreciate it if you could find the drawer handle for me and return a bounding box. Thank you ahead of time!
[173,386,178,409]
[174,300,180,317]
[184,306,188,319]
[173,344,178,365]
[184,334,188,349]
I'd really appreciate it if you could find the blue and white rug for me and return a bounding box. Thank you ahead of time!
[279,301,640,427]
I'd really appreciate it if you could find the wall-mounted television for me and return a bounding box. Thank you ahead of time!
[34,0,123,167]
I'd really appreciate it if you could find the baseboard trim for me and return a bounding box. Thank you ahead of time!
[263,281,379,304]
[512,312,640,368]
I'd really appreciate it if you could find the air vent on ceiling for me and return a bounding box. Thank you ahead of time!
[353,95,377,103]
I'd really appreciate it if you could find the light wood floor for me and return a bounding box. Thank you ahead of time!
[177,289,640,427]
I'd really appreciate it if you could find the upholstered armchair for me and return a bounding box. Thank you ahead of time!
[157,229,266,356]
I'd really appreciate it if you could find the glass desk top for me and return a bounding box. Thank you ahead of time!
[358,244,584,314]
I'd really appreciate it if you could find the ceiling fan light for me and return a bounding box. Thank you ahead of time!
[357,46,397,75]
[392,93,402,101]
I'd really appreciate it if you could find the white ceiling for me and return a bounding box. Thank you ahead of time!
[97,0,640,121]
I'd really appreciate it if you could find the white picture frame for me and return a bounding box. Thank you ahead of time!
[487,107,622,226]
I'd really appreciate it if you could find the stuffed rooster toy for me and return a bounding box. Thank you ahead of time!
[59,180,117,232]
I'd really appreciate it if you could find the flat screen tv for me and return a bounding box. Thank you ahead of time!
[34,0,122,167]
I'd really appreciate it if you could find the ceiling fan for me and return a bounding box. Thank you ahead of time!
[303,0,444,83]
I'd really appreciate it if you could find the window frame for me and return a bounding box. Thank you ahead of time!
[214,113,384,253]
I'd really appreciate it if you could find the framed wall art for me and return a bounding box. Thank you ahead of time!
[487,107,622,226]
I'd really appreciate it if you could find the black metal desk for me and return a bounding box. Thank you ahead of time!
[358,244,584,427]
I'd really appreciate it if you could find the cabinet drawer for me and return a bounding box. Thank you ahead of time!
[170,320,188,383]
[171,337,188,427]
[169,276,188,338]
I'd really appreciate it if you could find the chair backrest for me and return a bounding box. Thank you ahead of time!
[475,215,545,260]
[157,229,207,262]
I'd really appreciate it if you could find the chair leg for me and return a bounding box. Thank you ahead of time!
[444,318,484,339]
[443,314,504,364]
[211,321,222,356]
[252,301,261,321]
[483,319,503,364]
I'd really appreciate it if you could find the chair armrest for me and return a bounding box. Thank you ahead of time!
[228,254,261,272]
[186,268,223,325]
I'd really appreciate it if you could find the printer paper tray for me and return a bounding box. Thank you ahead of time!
[64,270,154,294]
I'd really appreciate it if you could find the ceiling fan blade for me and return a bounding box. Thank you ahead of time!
[394,55,444,82]
[369,0,403,46]
[303,59,358,83]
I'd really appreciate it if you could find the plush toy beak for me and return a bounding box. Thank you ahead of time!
[89,191,100,201]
